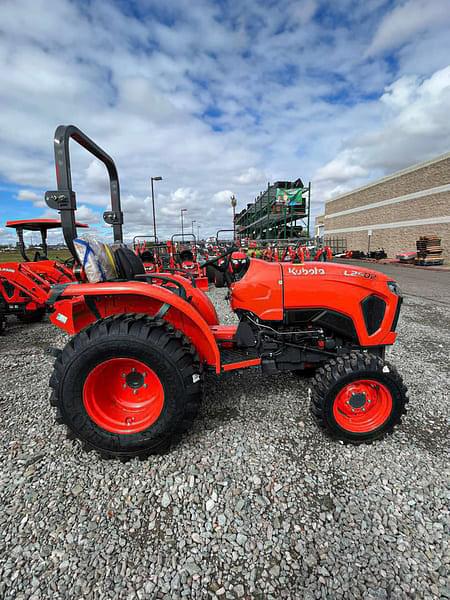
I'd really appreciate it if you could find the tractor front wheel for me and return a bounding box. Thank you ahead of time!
[310,352,408,444]
[49,314,203,460]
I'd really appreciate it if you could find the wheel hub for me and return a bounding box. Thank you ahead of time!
[125,370,145,389]
[348,392,366,409]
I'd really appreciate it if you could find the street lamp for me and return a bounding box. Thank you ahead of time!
[230,194,237,241]
[180,208,187,241]
[191,220,196,237]
[150,176,163,241]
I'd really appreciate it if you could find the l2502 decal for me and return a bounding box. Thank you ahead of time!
[343,269,376,279]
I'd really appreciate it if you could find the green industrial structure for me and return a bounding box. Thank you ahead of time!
[234,179,311,241]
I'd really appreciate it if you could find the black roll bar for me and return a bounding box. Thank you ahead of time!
[45,125,123,259]
[171,233,196,245]
[15,226,48,262]
[133,235,159,250]
[216,229,234,244]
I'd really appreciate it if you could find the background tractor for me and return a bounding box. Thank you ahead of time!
[0,218,87,332]
[44,125,408,461]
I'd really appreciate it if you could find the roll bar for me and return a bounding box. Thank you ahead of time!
[133,235,159,249]
[216,229,234,243]
[45,125,123,259]
[171,233,196,245]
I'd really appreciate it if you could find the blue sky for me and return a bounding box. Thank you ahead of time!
[0,0,449,245]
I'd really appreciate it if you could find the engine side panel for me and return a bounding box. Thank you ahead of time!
[230,259,283,321]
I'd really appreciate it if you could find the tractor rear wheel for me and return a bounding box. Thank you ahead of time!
[206,265,215,283]
[214,271,225,288]
[49,314,203,460]
[17,307,46,323]
[310,352,408,444]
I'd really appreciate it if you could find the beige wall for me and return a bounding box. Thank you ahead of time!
[329,223,450,261]
[326,155,450,214]
[323,153,450,261]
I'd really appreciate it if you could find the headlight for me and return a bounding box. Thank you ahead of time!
[387,281,402,296]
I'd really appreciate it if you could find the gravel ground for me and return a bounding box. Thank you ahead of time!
[0,287,448,599]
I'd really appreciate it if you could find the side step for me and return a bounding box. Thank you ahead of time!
[219,346,261,372]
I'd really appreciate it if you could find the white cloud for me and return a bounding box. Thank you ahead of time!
[16,189,45,207]
[0,0,449,234]
[233,168,266,185]
[367,0,450,56]
[314,66,450,201]
[75,205,101,225]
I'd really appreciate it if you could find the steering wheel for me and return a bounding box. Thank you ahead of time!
[200,246,237,272]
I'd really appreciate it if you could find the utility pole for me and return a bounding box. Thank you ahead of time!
[180,208,187,242]
[150,176,162,240]
[230,194,237,242]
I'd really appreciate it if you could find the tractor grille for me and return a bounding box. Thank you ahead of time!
[361,295,386,336]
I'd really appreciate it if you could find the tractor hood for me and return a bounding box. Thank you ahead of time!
[231,259,399,346]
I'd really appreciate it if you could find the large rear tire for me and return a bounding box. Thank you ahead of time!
[49,314,203,460]
[214,271,225,288]
[310,352,408,444]
[206,265,215,283]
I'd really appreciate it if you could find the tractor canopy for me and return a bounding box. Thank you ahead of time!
[6,219,88,262]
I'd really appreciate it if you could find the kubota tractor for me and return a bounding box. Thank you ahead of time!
[166,234,208,291]
[133,236,162,274]
[44,125,408,461]
[0,218,87,332]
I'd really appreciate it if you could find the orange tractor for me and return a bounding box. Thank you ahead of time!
[0,219,87,332]
[44,125,407,460]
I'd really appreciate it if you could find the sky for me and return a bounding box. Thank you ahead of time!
[0,0,449,246]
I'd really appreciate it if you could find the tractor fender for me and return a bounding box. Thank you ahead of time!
[50,281,221,371]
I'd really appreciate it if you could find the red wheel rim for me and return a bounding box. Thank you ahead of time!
[83,358,164,434]
[333,379,393,433]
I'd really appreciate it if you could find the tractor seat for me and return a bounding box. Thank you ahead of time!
[114,247,146,279]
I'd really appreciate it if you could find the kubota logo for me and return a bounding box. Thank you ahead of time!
[0,267,15,273]
[287,266,325,276]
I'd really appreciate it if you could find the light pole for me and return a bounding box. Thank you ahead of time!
[180,208,187,241]
[197,223,200,240]
[150,176,162,241]
[191,220,196,237]
[230,194,237,241]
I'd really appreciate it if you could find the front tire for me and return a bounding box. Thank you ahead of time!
[310,352,408,444]
[49,314,203,460]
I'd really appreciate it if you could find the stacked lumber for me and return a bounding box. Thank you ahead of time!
[415,236,444,266]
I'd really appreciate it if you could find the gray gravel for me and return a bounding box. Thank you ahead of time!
[0,287,449,599]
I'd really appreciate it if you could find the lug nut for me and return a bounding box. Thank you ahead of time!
[121,373,126,378]
[133,389,138,395]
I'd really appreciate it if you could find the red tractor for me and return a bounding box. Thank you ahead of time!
[133,236,162,274]
[0,218,87,332]
[44,125,408,460]
[164,235,208,291]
